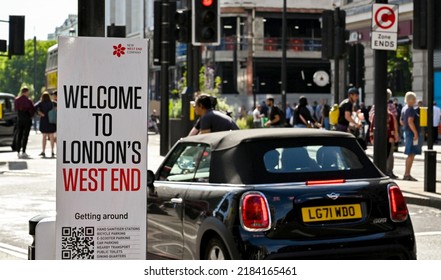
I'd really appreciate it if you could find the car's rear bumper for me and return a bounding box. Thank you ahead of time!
[240,231,416,260]
[263,244,416,260]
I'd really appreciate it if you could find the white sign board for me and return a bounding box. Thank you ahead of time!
[371,3,398,51]
[56,37,148,260]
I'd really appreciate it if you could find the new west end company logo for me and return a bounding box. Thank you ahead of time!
[113,44,126,57]
[112,43,143,57]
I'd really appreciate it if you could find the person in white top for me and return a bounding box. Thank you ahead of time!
[433,101,441,144]
[253,104,264,128]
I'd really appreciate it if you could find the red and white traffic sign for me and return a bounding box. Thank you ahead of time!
[372,4,398,32]
[371,3,398,51]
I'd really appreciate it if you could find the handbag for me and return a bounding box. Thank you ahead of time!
[48,102,57,124]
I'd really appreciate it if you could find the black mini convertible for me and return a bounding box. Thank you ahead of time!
[147,128,416,260]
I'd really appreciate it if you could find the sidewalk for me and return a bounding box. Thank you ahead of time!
[365,143,441,163]
[2,133,441,210]
[365,143,441,208]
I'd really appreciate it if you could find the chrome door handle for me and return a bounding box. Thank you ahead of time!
[170,198,183,204]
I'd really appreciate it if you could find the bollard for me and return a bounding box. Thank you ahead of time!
[28,215,56,260]
[424,150,437,193]
[28,215,49,260]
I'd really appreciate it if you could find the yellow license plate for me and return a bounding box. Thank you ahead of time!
[302,204,362,222]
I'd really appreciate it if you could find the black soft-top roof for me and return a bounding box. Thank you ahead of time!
[179,128,354,151]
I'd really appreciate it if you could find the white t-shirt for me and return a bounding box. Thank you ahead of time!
[253,108,262,122]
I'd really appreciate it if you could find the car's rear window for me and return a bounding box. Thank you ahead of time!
[209,137,382,184]
[264,145,363,173]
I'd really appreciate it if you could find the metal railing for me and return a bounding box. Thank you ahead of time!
[215,36,322,52]
[175,36,322,57]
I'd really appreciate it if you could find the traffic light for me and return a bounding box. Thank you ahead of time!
[334,9,347,58]
[107,24,126,38]
[413,0,427,49]
[175,9,191,43]
[192,0,220,45]
[0,40,6,53]
[321,9,348,59]
[348,43,365,88]
[8,15,25,56]
[321,10,334,59]
[153,0,176,66]
[78,0,105,37]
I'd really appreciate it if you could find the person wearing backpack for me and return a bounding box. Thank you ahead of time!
[265,97,285,128]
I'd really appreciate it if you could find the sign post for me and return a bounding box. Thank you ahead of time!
[372,0,395,174]
[371,3,398,51]
[56,37,148,260]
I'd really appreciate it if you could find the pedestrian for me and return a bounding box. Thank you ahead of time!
[432,101,441,144]
[260,100,268,117]
[14,87,35,159]
[393,98,403,142]
[291,96,321,128]
[402,91,421,181]
[312,101,318,121]
[370,89,399,178]
[321,99,331,130]
[252,104,264,128]
[51,91,58,144]
[149,109,160,134]
[369,90,399,179]
[34,91,57,158]
[264,97,284,128]
[336,87,362,132]
[359,102,370,143]
[32,97,40,134]
[194,94,239,134]
[285,103,293,125]
[315,100,323,123]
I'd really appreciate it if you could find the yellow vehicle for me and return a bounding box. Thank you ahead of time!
[45,44,58,93]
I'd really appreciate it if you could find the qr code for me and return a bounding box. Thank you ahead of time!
[61,227,95,259]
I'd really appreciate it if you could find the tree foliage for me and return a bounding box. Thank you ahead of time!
[0,39,56,101]
[170,65,232,118]
[387,44,412,97]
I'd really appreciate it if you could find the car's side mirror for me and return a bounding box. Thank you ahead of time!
[147,170,155,187]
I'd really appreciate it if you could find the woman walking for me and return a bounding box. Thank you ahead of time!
[34,92,56,158]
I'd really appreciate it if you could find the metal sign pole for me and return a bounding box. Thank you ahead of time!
[160,0,171,156]
[424,0,437,192]
[373,0,388,173]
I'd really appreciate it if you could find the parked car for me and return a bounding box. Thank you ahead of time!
[147,128,416,260]
[0,92,17,148]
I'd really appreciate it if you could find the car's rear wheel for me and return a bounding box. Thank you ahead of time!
[205,237,230,260]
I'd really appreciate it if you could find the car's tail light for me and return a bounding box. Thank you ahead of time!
[306,179,345,186]
[388,185,408,222]
[240,192,271,231]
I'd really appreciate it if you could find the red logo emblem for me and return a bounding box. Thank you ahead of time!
[113,44,126,57]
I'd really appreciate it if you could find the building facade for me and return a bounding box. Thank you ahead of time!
[105,0,440,108]
[47,14,78,40]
